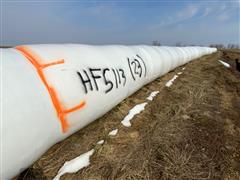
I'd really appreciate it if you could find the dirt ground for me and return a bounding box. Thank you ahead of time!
[17,49,240,180]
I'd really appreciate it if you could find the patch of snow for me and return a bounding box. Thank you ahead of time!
[121,102,148,127]
[53,149,94,180]
[165,75,178,87]
[177,72,182,75]
[182,67,185,70]
[218,60,230,68]
[108,129,118,136]
[97,140,104,145]
[146,91,159,101]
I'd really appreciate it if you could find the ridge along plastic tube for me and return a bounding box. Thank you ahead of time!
[1,44,217,179]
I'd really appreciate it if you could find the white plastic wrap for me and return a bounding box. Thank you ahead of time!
[1,44,217,179]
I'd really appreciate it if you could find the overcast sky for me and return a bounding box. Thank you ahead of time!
[1,0,240,46]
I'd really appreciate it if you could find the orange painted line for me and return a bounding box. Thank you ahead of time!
[63,101,86,114]
[15,45,86,133]
[41,59,65,69]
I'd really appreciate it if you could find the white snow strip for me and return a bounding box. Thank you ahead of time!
[218,60,230,68]
[165,75,178,87]
[177,72,182,75]
[108,129,118,136]
[97,140,104,145]
[182,67,185,70]
[53,149,94,180]
[121,102,148,127]
[146,91,159,101]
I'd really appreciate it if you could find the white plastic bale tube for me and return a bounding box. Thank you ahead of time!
[1,44,217,179]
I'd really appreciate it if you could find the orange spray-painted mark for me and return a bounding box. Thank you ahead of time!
[15,46,86,133]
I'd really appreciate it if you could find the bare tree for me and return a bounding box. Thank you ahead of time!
[209,44,225,49]
[175,42,182,47]
[152,41,161,46]
[227,44,240,49]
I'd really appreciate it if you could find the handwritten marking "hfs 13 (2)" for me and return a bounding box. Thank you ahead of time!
[77,55,146,94]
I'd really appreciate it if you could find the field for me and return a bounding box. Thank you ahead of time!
[17,49,240,180]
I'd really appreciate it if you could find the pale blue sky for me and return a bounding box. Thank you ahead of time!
[1,0,240,46]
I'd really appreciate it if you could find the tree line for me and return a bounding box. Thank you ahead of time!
[152,41,240,49]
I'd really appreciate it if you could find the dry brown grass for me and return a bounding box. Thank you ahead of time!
[17,50,240,180]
